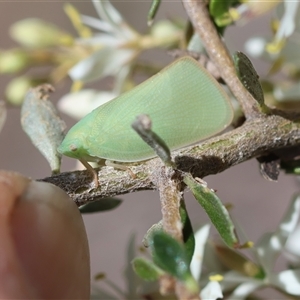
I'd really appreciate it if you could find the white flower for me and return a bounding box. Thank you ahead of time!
[244,37,267,58]
[61,0,182,122]
[190,225,224,300]
[58,89,117,120]
[190,224,211,281]
[223,194,300,299]
[272,1,299,47]
[193,194,300,299]
[200,281,223,300]
[284,224,300,266]
[68,0,139,84]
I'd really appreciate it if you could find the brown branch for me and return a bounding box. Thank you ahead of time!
[153,166,184,241]
[39,113,300,206]
[153,166,200,300]
[182,0,260,118]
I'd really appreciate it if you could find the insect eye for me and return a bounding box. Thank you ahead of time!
[69,144,78,152]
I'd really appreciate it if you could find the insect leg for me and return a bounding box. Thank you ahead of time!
[80,159,99,187]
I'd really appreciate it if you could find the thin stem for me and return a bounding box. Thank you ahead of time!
[155,167,183,241]
[182,0,259,118]
[153,166,201,300]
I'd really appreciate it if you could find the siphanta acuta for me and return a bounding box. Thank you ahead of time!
[58,56,233,178]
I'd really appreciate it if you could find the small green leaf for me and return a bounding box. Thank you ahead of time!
[143,220,163,248]
[79,198,122,213]
[209,0,238,27]
[233,51,267,109]
[147,0,161,26]
[151,232,198,293]
[132,257,164,281]
[143,204,194,263]
[184,175,238,248]
[151,231,189,280]
[180,201,195,264]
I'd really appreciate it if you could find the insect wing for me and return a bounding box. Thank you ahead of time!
[84,57,233,162]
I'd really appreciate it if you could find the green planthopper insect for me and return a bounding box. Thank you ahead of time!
[58,56,233,183]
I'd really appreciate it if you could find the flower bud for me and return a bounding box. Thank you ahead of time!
[10,18,74,48]
[150,20,180,40]
[5,76,44,106]
[0,49,30,73]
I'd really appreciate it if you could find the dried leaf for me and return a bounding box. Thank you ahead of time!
[21,84,66,174]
